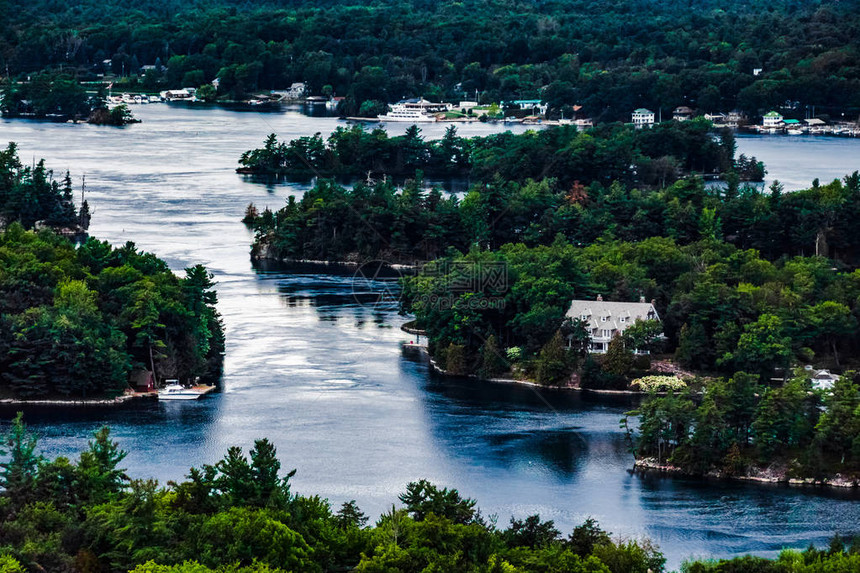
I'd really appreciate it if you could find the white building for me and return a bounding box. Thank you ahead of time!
[762,111,783,128]
[673,106,694,121]
[287,82,306,99]
[565,295,661,354]
[632,108,655,129]
[811,369,839,391]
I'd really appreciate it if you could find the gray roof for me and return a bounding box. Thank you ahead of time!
[566,299,660,335]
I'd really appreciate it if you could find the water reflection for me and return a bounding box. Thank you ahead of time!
[1,105,859,570]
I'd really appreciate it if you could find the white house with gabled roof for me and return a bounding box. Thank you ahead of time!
[762,111,783,128]
[632,108,655,129]
[565,295,661,354]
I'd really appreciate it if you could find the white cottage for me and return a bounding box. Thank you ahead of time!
[811,369,839,391]
[565,295,661,354]
[632,108,655,129]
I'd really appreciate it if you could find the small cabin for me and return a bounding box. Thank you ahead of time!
[129,370,156,392]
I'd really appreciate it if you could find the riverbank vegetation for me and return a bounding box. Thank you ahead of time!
[1,74,137,124]
[0,142,90,234]
[0,417,857,573]
[0,146,223,398]
[242,123,761,262]
[238,122,754,181]
[0,225,224,398]
[626,371,860,484]
[2,0,859,120]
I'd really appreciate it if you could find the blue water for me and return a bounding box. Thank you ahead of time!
[1,105,859,570]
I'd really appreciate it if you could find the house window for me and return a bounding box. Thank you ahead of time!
[601,316,607,322]
[619,317,626,323]
[581,314,588,321]
[603,329,611,337]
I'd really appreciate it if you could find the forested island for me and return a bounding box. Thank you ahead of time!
[242,117,860,483]
[2,0,859,121]
[0,144,223,399]
[1,78,138,124]
[242,122,762,261]
[0,416,858,572]
[237,121,764,182]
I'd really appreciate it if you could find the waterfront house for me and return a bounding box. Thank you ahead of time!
[287,82,307,99]
[673,106,695,121]
[632,108,655,129]
[726,110,746,127]
[762,111,783,128]
[704,112,727,126]
[811,369,839,391]
[505,99,547,115]
[565,295,662,354]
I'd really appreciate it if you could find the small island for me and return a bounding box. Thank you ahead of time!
[1,73,139,125]
[237,120,764,182]
[0,144,222,401]
[242,119,860,485]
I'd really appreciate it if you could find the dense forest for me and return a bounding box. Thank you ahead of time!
[0,416,858,572]
[238,121,761,182]
[0,142,90,233]
[627,371,860,482]
[243,123,763,262]
[1,0,859,119]
[0,145,223,398]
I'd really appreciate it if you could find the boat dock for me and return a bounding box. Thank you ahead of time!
[189,385,217,397]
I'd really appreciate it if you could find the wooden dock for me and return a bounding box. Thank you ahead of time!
[190,385,217,396]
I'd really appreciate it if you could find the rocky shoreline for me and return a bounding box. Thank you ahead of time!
[0,392,157,407]
[633,457,859,489]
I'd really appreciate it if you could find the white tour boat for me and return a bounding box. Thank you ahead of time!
[377,104,437,122]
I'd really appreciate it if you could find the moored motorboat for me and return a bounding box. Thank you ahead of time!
[158,381,202,400]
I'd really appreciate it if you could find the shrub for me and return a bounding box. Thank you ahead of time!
[630,376,687,392]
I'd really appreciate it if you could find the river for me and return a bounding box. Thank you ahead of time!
[1,105,859,570]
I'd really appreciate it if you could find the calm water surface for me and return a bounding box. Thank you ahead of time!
[1,106,859,570]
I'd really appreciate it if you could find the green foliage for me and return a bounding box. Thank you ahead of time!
[0,413,41,507]
[399,479,477,525]
[1,72,90,119]
[0,220,224,398]
[0,143,84,230]
[535,331,572,386]
[630,372,860,477]
[630,376,687,392]
[240,122,731,186]
[2,0,859,120]
[0,424,858,572]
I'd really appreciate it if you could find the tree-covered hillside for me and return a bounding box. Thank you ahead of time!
[0,145,223,398]
[0,226,224,398]
[1,0,859,119]
[0,417,858,572]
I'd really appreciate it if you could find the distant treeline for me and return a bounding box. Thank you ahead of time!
[0,144,223,398]
[2,0,859,120]
[238,121,759,183]
[1,417,859,572]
